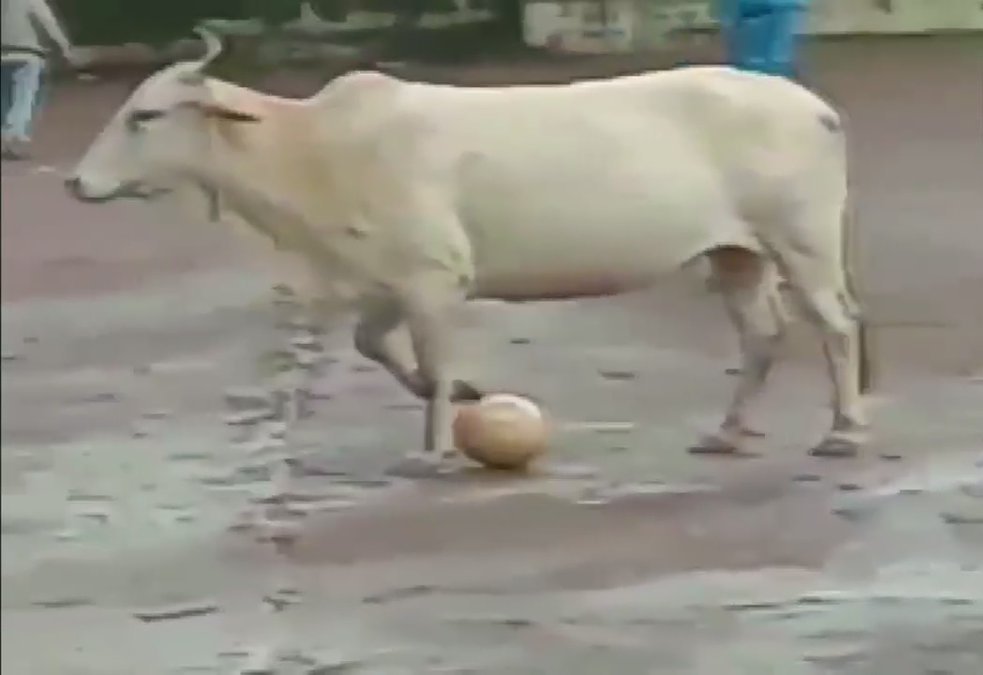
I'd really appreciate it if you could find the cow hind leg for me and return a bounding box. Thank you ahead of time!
[769,201,868,456]
[786,272,868,457]
[723,258,789,378]
[689,246,787,455]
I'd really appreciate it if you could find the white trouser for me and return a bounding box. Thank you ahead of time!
[1,56,45,141]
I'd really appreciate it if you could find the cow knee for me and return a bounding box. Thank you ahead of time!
[399,375,480,402]
[451,379,484,402]
[798,287,854,336]
[725,285,784,340]
[767,290,790,341]
[354,300,404,362]
[353,321,383,363]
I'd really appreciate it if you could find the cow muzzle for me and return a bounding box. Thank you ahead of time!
[64,176,170,203]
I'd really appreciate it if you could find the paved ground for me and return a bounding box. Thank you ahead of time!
[2,36,982,674]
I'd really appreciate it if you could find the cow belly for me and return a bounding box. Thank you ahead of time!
[452,114,752,301]
[462,170,746,301]
[474,272,646,302]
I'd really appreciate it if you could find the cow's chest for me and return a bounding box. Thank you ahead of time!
[222,186,387,289]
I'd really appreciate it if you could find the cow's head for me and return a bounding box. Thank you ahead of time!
[66,28,261,204]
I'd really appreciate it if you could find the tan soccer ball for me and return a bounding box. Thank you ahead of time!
[453,394,550,471]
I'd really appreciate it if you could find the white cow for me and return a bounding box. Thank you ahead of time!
[66,30,871,470]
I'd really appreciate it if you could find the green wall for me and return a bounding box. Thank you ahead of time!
[54,1,301,46]
[55,2,524,47]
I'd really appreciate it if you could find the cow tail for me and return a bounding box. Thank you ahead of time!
[841,193,873,394]
[827,105,873,395]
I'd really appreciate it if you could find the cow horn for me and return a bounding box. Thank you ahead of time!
[193,26,224,70]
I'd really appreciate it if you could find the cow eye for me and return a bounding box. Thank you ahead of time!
[127,109,165,131]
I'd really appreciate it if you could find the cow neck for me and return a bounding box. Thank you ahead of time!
[197,80,300,209]
[196,88,331,255]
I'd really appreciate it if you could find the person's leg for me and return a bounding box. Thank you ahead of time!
[30,62,48,132]
[1,61,19,141]
[764,8,806,78]
[731,11,771,73]
[5,59,44,142]
[732,8,805,78]
[718,0,742,66]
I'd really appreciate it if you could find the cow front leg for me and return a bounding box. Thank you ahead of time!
[354,297,430,398]
[690,247,786,455]
[354,298,484,403]
[402,275,468,462]
[383,283,468,477]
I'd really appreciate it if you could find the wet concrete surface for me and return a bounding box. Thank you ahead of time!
[3,36,983,674]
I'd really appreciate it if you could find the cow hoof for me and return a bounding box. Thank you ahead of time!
[688,434,744,456]
[451,380,484,403]
[809,436,860,458]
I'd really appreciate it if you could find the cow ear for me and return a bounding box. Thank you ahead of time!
[199,102,261,123]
